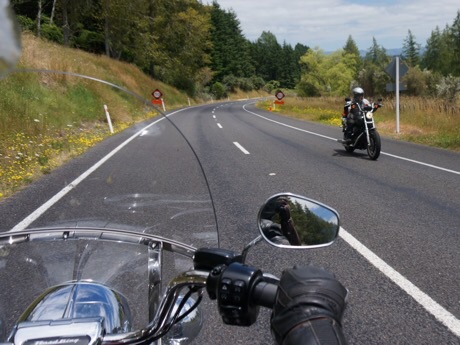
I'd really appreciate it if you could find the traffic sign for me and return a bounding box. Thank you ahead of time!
[386,83,407,92]
[152,89,162,99]
[385,57,408,80]
[275,90,285,100]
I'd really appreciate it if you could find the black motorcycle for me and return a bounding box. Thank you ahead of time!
[339,99,383,160]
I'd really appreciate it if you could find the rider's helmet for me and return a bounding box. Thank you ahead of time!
[352,87,364,103]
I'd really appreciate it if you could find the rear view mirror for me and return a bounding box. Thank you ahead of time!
[258,194,340,248]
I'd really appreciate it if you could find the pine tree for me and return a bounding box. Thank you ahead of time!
[342,35,362,79]
[450,11,460,76]
[209,2,254,82]
[422,26,452,76]
[359,37,391,96]
[343,35,360,57]
[252,31,282,83]
[402,30,421,67]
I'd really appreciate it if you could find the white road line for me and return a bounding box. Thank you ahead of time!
[340,227,460,337]
[233,142,250,154]
[217,123,223,129]
[242,104,460,175]
[9,108,189,233]
[382,152,460,175]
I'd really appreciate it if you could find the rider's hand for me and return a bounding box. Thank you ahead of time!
[271,266,348,345]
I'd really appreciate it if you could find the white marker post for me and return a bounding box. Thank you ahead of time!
[104,105,114,134]
[385,56,407,134]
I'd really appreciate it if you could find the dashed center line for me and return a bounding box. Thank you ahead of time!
[233,142,250,154]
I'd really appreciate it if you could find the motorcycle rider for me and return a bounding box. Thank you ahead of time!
[0,2,348,344]
[261,197,302,246]
[344,87,370,144]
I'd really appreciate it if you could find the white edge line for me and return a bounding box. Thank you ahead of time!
[340,227,460,337]
[233,142,250,154]
[9,109,189,233]
[382,152,460,175]
[242,103,460,175]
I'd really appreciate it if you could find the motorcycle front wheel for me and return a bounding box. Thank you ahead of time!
[367,130,381,160]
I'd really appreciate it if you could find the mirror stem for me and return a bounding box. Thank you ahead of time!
[241,235,263,263]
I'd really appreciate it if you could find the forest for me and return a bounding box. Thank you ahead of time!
[10,0,460,102]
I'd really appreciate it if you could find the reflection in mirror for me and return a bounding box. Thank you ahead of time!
[258,194,340,248]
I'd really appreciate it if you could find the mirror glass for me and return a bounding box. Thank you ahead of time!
[258,194,340,248]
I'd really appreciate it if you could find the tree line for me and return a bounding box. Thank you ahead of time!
[298,11,460,101]
[12,0,306,97]
[11,0,460,101]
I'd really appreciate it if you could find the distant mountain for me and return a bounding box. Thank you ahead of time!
[358,48,402,57]
[326,48,403,56]
[327,47,426,58]
[386,48,403,56]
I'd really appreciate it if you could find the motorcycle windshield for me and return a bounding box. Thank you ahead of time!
[0,71,218,342]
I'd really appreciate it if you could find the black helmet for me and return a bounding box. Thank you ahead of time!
[352,87,364,102]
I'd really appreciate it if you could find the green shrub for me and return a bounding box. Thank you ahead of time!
[16,15,34,31]
[222,74,238,92]
[41,24,64,44]
[211,82,226,99]
[296,80,321,97]
[263,80,280,93]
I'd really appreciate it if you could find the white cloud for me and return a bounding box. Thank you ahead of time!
[211,0,460,51]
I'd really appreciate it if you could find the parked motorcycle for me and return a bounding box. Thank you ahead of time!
[339,98,383,160]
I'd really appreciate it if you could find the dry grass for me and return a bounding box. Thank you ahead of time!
[259,95,460,151]
[0,33,194,199]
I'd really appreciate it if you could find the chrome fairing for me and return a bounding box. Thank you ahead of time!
[16,282,132,334]
[0,228,203,345]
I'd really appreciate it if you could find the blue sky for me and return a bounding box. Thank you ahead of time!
[212,0,459,51]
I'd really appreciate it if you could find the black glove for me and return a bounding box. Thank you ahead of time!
[271,266,348,345]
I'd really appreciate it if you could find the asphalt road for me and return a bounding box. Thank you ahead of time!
[1,100,459,344]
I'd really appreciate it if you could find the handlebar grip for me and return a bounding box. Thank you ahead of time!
[252,281,278,309]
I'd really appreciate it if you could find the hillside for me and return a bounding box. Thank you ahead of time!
[0,33,268,200]
[18,33,199,109]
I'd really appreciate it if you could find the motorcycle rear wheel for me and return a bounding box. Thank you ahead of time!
[367,130,381,160]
